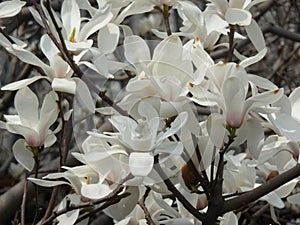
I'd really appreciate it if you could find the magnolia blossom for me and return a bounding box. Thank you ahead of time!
[3,87,59,170]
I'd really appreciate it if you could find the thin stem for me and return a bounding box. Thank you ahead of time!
[154,156,204,221]
[21,176,28,225]
[227,25,236,62]
[0,27,16,44]
[138,187,155,225]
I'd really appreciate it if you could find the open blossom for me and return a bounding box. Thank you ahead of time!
[4,87,59,147]
[3,87,59,171]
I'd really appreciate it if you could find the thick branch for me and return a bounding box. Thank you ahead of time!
[222,164,300,214]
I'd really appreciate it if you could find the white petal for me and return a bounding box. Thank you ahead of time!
[287,193,300,206]
[79,5,113,41]
[81,183,111,200]
[157,112,188,142]
[15,87,39,126]
[155,142,183,155]
[207,113,226,148]
[39,91,59,136]
[129,152,153,177]
[52,78,77,94]
[0,0,26,18]
[124,35,151,70]
[7,44,53,76]
[28,177,69,187]
[97,23,120,54]
[40,34,59,61]
[74,78,95,113]
[274,114,300,141]
[247,74,278,90]
[289,87,300,121]
[245,19,265,51]
[245,118,264,159]
[240,48,267,68]
[1,76,45,91]
[260,192,284,208]
[6,123,40,146]
[57,194,80,225]
[61,0,80,40]
[223,76,247,128]
[13,139,35,171]
[220,212,238,225]
[225,8,252,26]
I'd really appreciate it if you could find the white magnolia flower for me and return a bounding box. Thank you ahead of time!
[3,87,59,170]
[207,0,264,26]
[4,87,59,147]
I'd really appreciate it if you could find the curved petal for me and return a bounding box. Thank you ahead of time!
[81,183,111,200]
[1,76,45,91]
[13,139,35,171]
[79,4,113,41]
[7,123,40,146]
[52,78,77,94]
[28,177,70,187]
[129,152,153,177]
[274,114,300,141]
[245,19,265,51]
[0,0,26,18]
[245,118,264,159]
[240,48,267,68]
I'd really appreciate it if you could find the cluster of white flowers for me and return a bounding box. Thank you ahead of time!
[0,0,299,225]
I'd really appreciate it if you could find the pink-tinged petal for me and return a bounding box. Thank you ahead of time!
[124,35,151,70]
[240,48,267,68]
[7,123,40,146]
[28,177,70,187]
[225,8,252,26]
[61,0,80,40]
[80,5,113,41]
[81,183,111,200]
[289,87,300,121]
[129,152,153,177]
[245,118,264,159]
[97,23,120,54]
[274,114,300,141]
[1,76,45,91]
[223,77,247,128]
[50,55,70,79]
[52,78,76,94]
[0,0,26,18]
[220,212,238,225]
[287,193,300,206]
[15,87,39,126]
[12,139,35,171]
[245,19,265,51]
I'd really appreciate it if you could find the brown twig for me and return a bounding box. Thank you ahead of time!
[153,156,204,221]
[138,187,155,225]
